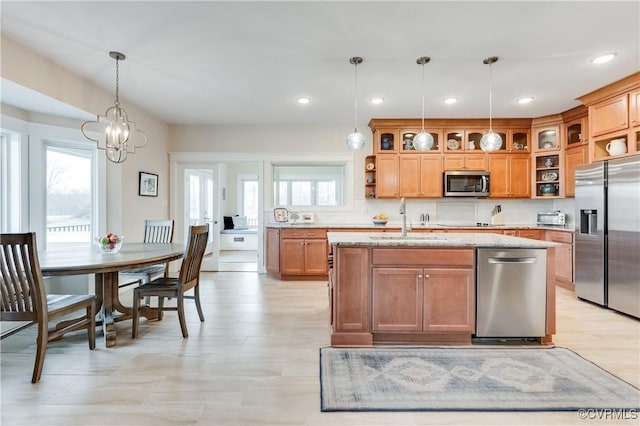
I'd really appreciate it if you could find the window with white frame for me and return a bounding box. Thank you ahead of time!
[45,143,94,244]
[272,165,344,207]
[237,174,258,227]
[0,129,24,233]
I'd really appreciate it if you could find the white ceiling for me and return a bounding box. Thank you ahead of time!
[1,1,639,127]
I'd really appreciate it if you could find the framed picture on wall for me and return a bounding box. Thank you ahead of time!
[139,172,158,197]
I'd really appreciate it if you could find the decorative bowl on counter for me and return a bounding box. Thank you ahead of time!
[96,234,123,253]
[372,219,388,225]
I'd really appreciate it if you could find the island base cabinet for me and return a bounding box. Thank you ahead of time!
[372,267,474,335]
[423,269,474,333]
[331,247,372,346]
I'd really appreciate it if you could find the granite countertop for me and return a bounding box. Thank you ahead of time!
[327,232,558,249]
[266,222,573,232]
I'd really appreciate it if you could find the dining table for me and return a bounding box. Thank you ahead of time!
[39,242,185,347]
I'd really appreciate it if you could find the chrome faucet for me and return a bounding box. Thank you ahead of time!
[399,197,407,237]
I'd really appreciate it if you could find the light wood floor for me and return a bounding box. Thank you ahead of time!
[1,273,639,425]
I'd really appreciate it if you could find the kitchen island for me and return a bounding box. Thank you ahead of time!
[327,232,557,347]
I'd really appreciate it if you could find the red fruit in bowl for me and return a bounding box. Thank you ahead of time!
[107,243,115,249]
[106,232,113,238]
[109,235,118,243]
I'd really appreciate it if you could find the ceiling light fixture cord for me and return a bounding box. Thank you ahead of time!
[114,55,120,107]
[488,59,493,131]
[352,57,360,132]
[420,58,426,132]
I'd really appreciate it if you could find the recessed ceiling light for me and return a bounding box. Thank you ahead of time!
[371,97,384,105]
[297,97,311,104]
[518,97,534,104]
[591,53,617,64]
[443,97,458,105]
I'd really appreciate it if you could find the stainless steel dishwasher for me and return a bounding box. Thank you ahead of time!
[476,249,547,338]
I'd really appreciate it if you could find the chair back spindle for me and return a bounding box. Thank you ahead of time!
[178,225,209,293]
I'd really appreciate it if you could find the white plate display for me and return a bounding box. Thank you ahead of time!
[447,139,460,150]
[542,171,558,182]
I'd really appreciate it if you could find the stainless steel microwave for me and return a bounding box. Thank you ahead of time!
[444,171,490,197]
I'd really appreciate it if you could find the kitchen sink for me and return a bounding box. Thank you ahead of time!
[369,235,447,240]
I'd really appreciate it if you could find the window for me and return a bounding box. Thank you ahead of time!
[45,144,94,244]
[272,165,344,207]
[238,174,259,226]
[0,130,24,232]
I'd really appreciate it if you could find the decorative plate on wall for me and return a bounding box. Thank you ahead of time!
[542,171,558,182]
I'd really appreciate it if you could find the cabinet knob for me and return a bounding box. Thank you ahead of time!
[424,274,430,279]
[417,275,423,279]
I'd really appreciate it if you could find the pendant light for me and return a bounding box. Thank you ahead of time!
[81,51,148,163]
[413,56,434,151]
[346,56,365,150]
[480,56,502,152]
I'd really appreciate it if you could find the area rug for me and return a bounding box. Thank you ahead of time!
[319,346,640,411]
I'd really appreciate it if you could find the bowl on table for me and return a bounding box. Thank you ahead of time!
[96,234,124,253]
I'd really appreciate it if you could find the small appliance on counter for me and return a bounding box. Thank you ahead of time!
[536,211,566,226]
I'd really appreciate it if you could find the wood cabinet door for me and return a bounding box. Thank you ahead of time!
[488,154,509,197]
[266,228,280,274]
[335,247,370,332]
[280,239,305,274]
[372,268,423,332]
[464,154,488,170]
[422,268,474,332]
[376,155,399,198]
[442,155,465,170]
[591,94,628,137]
[398,155,421,197]
[304,239,328,274]
[555,243,573,283]
[629,89,640,128]
[420,156,443,197]
[509,154,531,198]
[564,145,587,197]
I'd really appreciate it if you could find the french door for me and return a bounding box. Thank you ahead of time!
[185,168,218,270]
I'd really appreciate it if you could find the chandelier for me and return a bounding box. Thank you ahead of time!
[81,51,148,163]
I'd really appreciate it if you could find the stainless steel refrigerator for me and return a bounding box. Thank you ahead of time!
[575,156,640,318]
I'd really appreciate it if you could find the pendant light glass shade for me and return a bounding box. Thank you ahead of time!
[480,56,502,152]
[414,56,433,151]
[81,51,147,163]
[346,57,365,150]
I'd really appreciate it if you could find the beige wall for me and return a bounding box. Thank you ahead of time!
[1,37,171,240]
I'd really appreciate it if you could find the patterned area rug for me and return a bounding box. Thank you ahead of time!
[320,347,640,411]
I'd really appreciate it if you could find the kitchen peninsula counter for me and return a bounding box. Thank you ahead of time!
[327,232,557,347]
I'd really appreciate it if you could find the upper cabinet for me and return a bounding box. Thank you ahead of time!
[532,115,562,152]
[577,71,640,162]
[590,94,628,137]
[373,129,399,154]
[399,129,442,153]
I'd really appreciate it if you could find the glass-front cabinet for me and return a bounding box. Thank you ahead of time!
[534,126,560,151]
[374,129,399,154]
[399,130,442,153]
[510,130,530,152]
[444,131,464,152]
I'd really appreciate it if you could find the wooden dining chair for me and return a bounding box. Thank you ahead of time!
[119,219,174,290]
[0,232,96,383]
[131,224,209,338]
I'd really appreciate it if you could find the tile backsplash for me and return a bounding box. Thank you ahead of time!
[278,198,576,228]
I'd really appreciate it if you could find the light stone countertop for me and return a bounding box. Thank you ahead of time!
[327,232,558,248]
[266,222,572,232]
